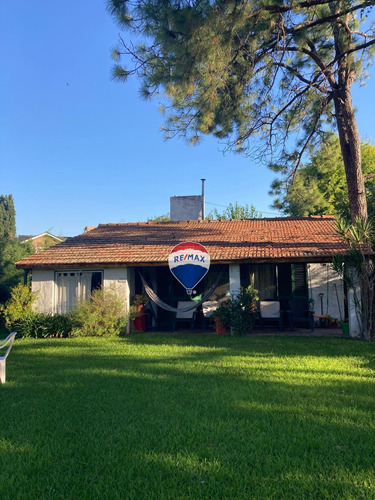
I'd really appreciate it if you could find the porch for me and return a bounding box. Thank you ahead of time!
[131,261,346,333]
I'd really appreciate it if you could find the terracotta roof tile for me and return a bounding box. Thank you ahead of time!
[16,216,347,269]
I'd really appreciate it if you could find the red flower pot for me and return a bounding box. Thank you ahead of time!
[215,316,226,335]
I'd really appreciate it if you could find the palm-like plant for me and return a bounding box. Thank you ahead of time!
[333,218,375,340]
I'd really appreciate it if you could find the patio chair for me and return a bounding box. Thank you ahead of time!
[288,298,315,331]
[0,332,17,383]
[172,301,197,331]
[259,300,283,330]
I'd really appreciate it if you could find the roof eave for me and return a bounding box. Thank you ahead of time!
[16,254,343,270]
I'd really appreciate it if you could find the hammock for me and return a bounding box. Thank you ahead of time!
[138,270,223,313]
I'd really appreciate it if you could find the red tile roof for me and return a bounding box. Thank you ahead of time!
[15,217,347,269]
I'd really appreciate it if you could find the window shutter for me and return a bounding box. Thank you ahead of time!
[292,264,307,298]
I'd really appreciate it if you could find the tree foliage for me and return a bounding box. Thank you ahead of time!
[147,213,171,222]
[0,239,33,303]
[109,0,375,222]
[0,195,33,303]
[0,195,16,239]
[207,201,262,220]
[271,135,375,221]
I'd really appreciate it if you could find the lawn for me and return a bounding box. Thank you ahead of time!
[1,334,374,499]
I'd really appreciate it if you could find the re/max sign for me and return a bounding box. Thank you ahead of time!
[173,253,206,263]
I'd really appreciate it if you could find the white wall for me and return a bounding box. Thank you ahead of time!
[307,263,345,321]
[31,270,55,314]
[31,268,131,317]
[103,268,130,313]
[170,195,203,221]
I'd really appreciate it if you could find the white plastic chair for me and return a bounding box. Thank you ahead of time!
[0,332,17,383]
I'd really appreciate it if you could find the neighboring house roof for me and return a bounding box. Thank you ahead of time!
[15,216,347,270]
[18,232,64,244]
[17,232,65,253]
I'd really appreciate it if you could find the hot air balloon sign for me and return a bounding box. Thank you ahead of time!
[168,242,210,294]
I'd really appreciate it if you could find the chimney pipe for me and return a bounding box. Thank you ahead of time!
[201,178,206,220]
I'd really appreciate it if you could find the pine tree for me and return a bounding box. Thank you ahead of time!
[109,0,375,223]
[0,195,16,239]
[271,135,375,222]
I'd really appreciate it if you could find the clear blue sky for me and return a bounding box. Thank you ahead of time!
[1,1,374,237]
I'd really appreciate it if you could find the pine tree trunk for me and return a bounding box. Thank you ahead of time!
[329,4,368,223]
[333,89,372,340]
[333,88,368,222]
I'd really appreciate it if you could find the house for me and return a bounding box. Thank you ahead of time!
[18,232,65,253]
[15,216,356,332]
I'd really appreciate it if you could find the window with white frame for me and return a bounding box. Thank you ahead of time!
[55,271,103,314]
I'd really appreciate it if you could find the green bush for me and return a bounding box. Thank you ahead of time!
[230,285,259,336]
[214,302,230,328]
[70,286,129,337]
[226,285,259,336]
[13,313,72,338]
[0,283,36,329]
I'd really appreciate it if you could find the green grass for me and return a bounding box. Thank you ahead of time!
[1,334,375,499]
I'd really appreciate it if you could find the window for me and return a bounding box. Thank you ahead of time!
[245,264,277,300]
[55,271,103,313]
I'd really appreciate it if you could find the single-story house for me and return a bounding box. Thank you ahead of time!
[15,216,357,333]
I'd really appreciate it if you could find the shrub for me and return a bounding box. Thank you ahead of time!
[13,313,72,338]
[214,302,230,328]
[70,285,129,336]
[0,283,37,329]
[221,285,259,336]
[230,285,259,336]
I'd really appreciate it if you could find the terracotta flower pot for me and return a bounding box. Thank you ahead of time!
[215,316,226,335]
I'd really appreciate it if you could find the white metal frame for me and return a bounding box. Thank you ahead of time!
[0,332,17,383]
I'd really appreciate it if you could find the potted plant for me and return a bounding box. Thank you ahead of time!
[131,293,149,313]
[327,316,339,329]
[214,303,230,335]
[131,294,149,331]
[340,320,349,335]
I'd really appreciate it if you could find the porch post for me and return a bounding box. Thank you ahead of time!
[148,268,158,330]
[229,264,241,297]
[348,289,361,337]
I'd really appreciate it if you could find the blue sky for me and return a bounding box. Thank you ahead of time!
[2,1,375,237]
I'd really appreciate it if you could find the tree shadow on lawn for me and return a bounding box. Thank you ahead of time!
[127,333,375,373]
[10,335,375,376]
[1,340,375,499]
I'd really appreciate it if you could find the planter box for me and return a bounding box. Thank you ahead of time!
[341,322,349,335]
